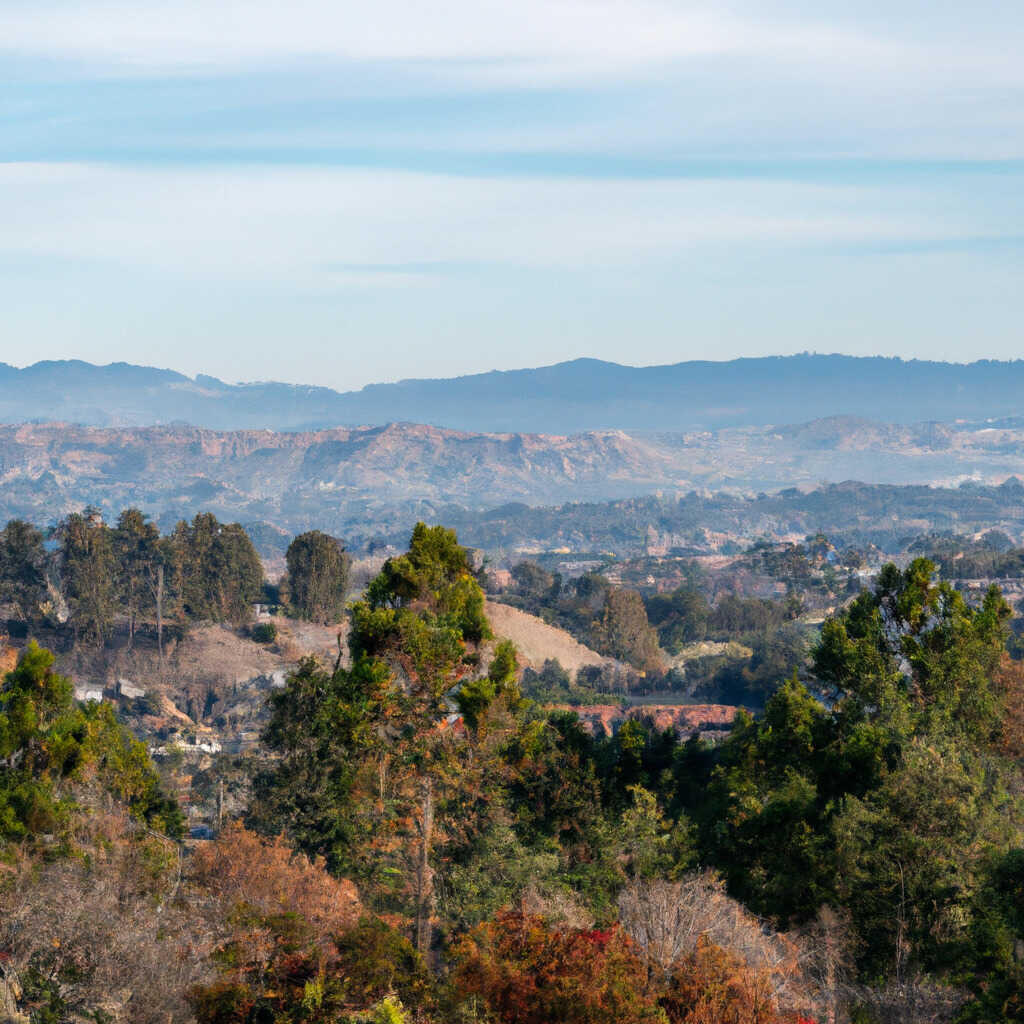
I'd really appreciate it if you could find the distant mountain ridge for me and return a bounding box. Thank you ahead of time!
[1,355,1023,433]
[3,416,1024,553]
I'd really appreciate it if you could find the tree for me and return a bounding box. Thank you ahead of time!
[285,530,351,624]
[831,734,1016,979]
[190,822,362,941]
[647,587,711,653]
[58,508,118,645]
[0,640,183,847]
[361,522,490,648]
[188,913,348,1024]
[0,811,199,1024]
[702,676,840,922]
[510,561,556,601]
[248,656,389,877]
[619,872,811,1017]
[701,562,1023,990]
[991,654,1024,758]
[813,558,1010,742]
[615,785,695,880]
[961,848,1024,1023]
[0,643,184,843]
[112,507,161,645]
[659,937,794,1024]
[449,910,663,1024]
[594,588,663,673]
[0,519,48,623]
[254,524,504,956]
[457,639,523,732]
[170,513,263,625]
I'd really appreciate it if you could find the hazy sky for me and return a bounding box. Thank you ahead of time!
[2,0,1022,390]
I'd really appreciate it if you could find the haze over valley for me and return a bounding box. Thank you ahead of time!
[4,356,1024,559]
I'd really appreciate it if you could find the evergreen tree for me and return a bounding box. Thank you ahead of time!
[0,518,49,623]
[170,513,263,624]
[285,529,351,624]
[58,508,118,645]
[0,640,183,845]
[253,524,502,954]
[112,508,161,645]
[593,588,663,673]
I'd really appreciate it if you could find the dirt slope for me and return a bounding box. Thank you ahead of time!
[484,600,615,673]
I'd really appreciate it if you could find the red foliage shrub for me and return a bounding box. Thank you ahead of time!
[449,910,663,1024]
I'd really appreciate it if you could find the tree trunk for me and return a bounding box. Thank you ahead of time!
[415,776,435,956]
[127,578,136,648]
[155,565,164,663]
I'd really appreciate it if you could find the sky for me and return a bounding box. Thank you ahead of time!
[1,1,1022,391]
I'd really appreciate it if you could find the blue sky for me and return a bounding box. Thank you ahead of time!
[1,0,1022,390]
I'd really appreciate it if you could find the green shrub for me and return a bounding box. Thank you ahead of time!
[251,622,277,644]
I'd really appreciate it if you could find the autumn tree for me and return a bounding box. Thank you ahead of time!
[619,872,811,1016]
[190,822,363,940]
[448,911,663,1024]
[659,938,786,1024]
[992,654,1024,758]
[0,811,200,1024]
[0,644,189,1024]
[284,529,351,623]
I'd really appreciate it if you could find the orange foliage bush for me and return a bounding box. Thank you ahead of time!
[190,822,361,945]
[660,936,786,1024]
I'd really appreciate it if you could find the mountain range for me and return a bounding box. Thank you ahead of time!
[2,355,1023,433]
[4,416,1024,554]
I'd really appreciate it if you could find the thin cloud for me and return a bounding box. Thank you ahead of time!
[0,161,1014,284]
[0,0,936,81]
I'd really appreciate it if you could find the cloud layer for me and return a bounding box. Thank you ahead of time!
[1,0,1022,385]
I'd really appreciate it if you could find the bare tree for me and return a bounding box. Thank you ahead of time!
[797,907,856,1024]
[0,813,206,1024]
[618,872,815,1016]
[843,980,967,1024]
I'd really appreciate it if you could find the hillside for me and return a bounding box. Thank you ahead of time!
[4,354,1024,433]
[4,418,1024,554]
[483,600,615,674]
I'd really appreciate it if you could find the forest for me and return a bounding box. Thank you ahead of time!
[0,510,351,647]
[1,522,1023,1024]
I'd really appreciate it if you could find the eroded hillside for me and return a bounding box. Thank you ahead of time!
[4,417,1024,554]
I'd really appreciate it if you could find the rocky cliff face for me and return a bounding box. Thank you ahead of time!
[3,416,1024,555]
[0,421,683,541]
